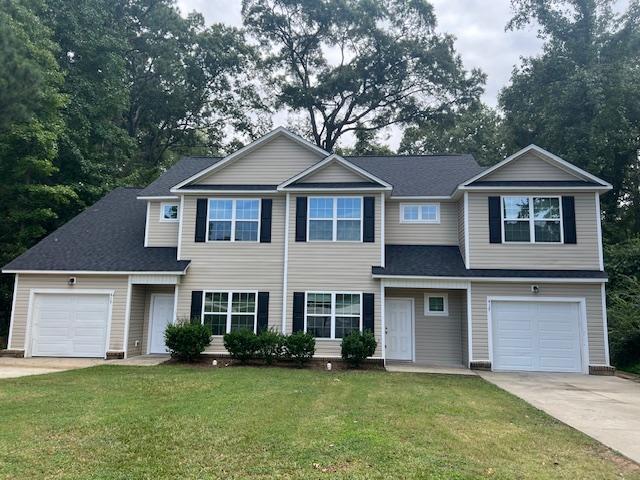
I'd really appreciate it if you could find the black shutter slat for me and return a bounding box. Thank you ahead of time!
[363,293,374,333]
[295,197,307,242]
[292,292,305,332]
[363,196,375,242]
[257,292,269,332]
[190,291,203,323]
[562,196,577,244]
[488,196,502,244]
[195,198,208,242]
[260,199,272,243]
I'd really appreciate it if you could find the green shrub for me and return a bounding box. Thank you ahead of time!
[341,330,377,368]
[257,329,285,365]
[223,329,260,363]
[284,331,315,367]
[165,322,211,362]
[607,276,640,368]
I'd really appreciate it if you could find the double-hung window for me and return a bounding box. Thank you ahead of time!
[305,292,361,339]
[308,197,362,241]
[202,291,257,335]
[208,199,260,242]
[502,196,562,243]
[400,203,440,223]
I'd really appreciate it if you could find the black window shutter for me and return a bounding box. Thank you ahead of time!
[562,196,577,244]
[292,292,305,332]
[260,199,272,243]
[363,293,374,333]
[195,198,208,242]
[295,197,307,242]
[363,197,375,242]
[190,291,203,323]
[257,292,269,332]
[488,196,502,244]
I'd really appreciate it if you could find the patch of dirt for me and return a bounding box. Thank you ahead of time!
[594,444,640,473]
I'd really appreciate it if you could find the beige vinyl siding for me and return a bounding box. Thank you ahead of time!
[461,292,469,367]
[286,194,382,358]
[300,162,368,183]
[140,285,175,354]
[195,136,324,185]
[386,288,465,365]
[127,285,146,356]
[457,198,466,259]
[467,191,600,269]
[470,282,607,365]
[385,200,459,245]
[9,274,129,352]
[146,201,179,247]
[482,152,582,181]
[177,194,285,353]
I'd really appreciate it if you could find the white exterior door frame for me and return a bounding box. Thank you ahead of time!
[147,293,175,354]
[384,297,415,362]
[487,296,589,374]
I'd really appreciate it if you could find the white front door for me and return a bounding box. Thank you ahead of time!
[149,294,174,354]
[385,298,413,361]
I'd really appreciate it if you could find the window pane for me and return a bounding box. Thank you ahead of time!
[163,204,178,219]
[403,205,419,221]
[210,200,232,220]
[335,316,360,338]
[307,293,331,314]
[204,292,228,313]
[232,293,255,313]
[309,198,333,218]
[309,219,333,240]
[235,221,258,241]
[504,220,531,242]
[230,315,254,332]
[336,220,360,241]
[337,198,361,219]
[203,314,226,335]
[209,221,232,241]
[533,197,560,219]
[335,294,360,315]
[428,297,445,312]
[503,197,530,219]
[307,316,331,338]
[236,200,259,220]
[421,205,437,221]
[534,220,561,242]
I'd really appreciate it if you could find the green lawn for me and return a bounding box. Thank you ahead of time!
[0,366,638,479]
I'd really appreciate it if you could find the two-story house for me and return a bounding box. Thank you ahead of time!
[2,127,613,374]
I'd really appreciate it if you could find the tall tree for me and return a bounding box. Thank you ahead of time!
[500,0,640,237]
[242,0,485,151]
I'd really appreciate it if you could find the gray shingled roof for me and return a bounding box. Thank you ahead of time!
[3,188,190,273]
[138,156,222,197]
[373,245,607,279]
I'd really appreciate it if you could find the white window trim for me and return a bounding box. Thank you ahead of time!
[425,293,449,316]
[159,202,179,223]
[399,203,440,224]
[304,291,363,340]
[201,290,258,335]
[501,195,564,244]
[205,198,261,243]
[307,196,363,242]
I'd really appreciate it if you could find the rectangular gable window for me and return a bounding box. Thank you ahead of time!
[502,196,562,243]
[400,203,440,223]
[202,291,256,334]
[160,203,179,222]
[308,197,362,241]
[305,292,362,339]
[208,199,260,242]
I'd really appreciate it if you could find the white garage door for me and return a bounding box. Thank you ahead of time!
[31,294,110,357]
[491,300,583,373]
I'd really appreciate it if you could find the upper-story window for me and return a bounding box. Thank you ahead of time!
[208,199,260,242]
[400,203,440,224]
[160,203,179,222]
[308,197,362,242]
[502,196,562,243]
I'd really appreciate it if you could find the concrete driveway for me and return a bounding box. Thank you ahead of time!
[479,372,640,463]
[0,357,103,379]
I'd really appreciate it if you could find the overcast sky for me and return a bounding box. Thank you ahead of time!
[175,0,627,148]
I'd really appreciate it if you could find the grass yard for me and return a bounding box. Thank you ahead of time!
[0,366,638,479]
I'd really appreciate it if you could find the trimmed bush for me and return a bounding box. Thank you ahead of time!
[257,329,285,365]
[165,323,211,362]
[284,332,315,367]
[223,329,260,363]
[341,330,377,368]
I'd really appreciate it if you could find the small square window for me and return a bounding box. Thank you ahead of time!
[425,294,448,316]
[161,203,179,221]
